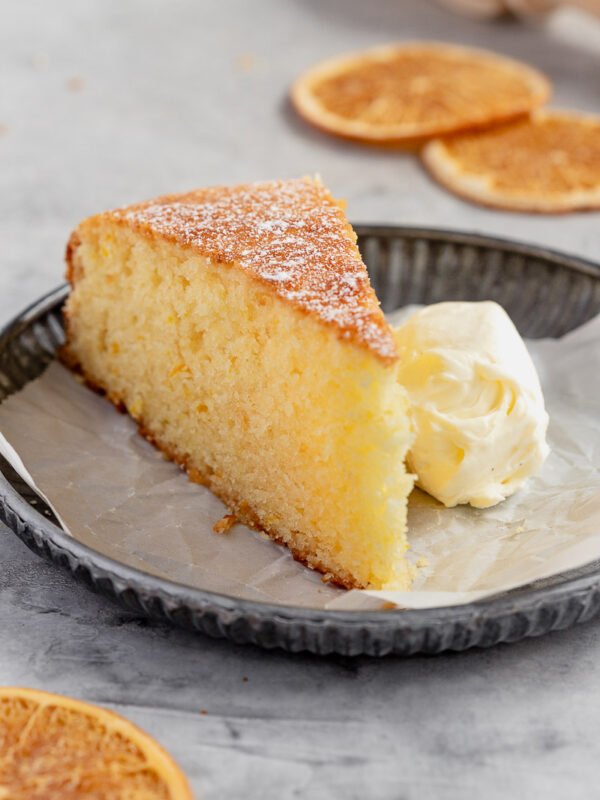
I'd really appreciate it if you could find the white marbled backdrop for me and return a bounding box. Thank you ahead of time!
[1,1,600,798]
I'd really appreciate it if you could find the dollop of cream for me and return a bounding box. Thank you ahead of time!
[392,301,549,508]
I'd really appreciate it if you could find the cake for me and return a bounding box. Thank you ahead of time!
[61,177,415,590]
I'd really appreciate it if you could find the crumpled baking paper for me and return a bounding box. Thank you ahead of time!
[0,308,598,611]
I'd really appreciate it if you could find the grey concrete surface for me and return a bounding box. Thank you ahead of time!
[1,1,600,798]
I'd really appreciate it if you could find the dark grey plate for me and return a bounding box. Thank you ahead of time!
[1,226,599,657]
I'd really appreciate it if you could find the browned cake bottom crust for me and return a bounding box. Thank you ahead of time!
[57,342,360,591]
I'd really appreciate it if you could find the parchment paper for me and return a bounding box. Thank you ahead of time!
[0,308,598,611]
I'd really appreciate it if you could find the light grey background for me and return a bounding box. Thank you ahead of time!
[2,1,600,798]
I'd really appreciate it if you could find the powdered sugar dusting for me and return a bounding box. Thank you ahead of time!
[112,178,397,362]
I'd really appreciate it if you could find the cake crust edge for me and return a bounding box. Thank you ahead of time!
[68,179,399,367]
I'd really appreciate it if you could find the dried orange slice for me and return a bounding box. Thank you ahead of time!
[290,42,550,143]
[0,687,193,799]
[422,110,600,213]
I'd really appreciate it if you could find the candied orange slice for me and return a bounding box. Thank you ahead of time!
[422,110,600,213]
[291,42,550,143]
[0,687,193,799]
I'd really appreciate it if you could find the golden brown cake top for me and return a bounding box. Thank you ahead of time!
[105,177,398,363]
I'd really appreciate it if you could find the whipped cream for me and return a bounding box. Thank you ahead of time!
[392,301,549,508]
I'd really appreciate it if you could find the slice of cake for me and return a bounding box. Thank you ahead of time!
[61,177,414,590]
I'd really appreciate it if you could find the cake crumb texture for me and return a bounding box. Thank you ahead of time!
[213,514,238,534]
